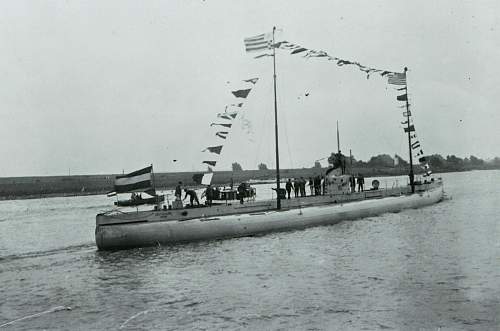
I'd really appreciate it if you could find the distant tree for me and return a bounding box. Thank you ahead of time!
[367,154,394,168]
[469,155,484,167]
[313,161,322,168]
[428,154,446,168]
[394,154,409,167]
[232,162,243,171]
[445,155,463,169]
[492,157,500,167]
[258,163,268,170]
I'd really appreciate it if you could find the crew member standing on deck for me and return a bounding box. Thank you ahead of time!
[175,181,182,200]
[183,188,200,206]
[300,177,306,197]
[285,179,293,199]
[204,185,213,207]
[357,174,364,192]
[237,182,246,204]
[293,178,300,197]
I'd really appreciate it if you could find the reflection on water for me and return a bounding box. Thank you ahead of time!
[0,170,499,330]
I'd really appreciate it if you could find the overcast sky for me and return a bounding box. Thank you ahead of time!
[1,1,499,176]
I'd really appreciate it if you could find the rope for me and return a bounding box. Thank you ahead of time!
[0,306,71,328]
[119,310,149,329]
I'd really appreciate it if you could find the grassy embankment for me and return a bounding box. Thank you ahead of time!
[0,167,414,200]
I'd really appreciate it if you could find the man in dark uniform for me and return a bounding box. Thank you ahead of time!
[237,182,246,204]
[175,182,182,200]
[285,179,293,199]
[183,188,200,206]
[205,185,213,207]
[293,178,300,197]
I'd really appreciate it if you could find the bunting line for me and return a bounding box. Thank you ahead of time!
[275,41,405,80]
[199,76,260,182]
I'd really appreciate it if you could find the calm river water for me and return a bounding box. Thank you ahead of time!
[0,170,499,330]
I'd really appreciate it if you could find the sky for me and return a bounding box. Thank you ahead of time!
[1,0,499,176]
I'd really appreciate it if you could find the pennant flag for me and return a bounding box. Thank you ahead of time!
[275,40,397,82]
[404,125,415,132]
[244,33,272,52]
[203,161,217,166]
[217,113,232,120]
[244,78,259,84]
[217,112,238,120]
[210,123,232,128]
[307,51,328,58]
[216,131,229,139]
[403,111,411,116]
[254,53,273,59]
[415,149,424,156]
[192,173,204,185]
[231,103,243,107]
[423,163,430,170]
[106,191,117,197]
[203,145,223,155]
[387,72,407,85]
[397,94,408,101]
[291,47,307,54]
[232,89,252,98]
[418,156,427,163]
[201,173,214,186]
[401,120,409,125]
[279,42,301,49]
[410,133,417,139]
[411,141,421,149]
[114,165,153,193]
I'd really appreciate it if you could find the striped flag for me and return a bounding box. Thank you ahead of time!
[244,33,272,53]
[114,166,152,193]
[387,72,406,85]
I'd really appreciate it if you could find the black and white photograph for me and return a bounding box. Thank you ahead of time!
[1,1,499,330]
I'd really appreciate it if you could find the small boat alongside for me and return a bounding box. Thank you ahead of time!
[114,194,165,207]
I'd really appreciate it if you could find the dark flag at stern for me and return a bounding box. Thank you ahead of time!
[114,166,153,193]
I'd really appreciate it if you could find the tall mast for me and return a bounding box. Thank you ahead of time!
[404,67,415,193]
[336,120,340,154]
[272,26,281,210]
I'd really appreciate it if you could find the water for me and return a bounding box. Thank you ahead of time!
[0,171,499,330]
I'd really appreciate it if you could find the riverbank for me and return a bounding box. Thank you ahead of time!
[0,166,476,201]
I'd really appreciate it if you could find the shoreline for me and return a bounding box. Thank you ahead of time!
[0,167,492,201]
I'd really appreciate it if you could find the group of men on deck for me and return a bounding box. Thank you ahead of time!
[285,176,326,199]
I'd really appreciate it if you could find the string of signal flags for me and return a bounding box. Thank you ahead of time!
[196,77,260,185]
[244,31,432,177]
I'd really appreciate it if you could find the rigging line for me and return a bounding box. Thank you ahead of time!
[253,83,273,168]
[119,310,150,329]
[0,306,72,328]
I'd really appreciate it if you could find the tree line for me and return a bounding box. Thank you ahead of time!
[231,154,500,172]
